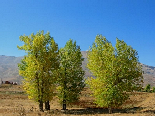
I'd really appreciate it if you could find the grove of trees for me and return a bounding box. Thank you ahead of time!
[18,31,143,113]
[18,31,85,111]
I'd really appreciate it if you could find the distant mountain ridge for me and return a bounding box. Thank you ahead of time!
[0,52,155,87]
[0,55,23,84]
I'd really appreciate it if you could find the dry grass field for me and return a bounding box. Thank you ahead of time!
[0,84,155,116]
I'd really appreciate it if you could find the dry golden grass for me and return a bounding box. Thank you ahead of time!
[0,84,155,116]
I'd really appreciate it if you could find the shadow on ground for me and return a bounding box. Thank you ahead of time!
[50,107,146,115]
[63,108,125,115]
[143,109,155,114]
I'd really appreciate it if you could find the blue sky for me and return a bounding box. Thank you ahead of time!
[0,0,155,66]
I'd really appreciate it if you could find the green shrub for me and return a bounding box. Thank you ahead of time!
[144,84,151,92]
[152,87,155,92]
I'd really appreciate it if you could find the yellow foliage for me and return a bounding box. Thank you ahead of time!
[18,31,59,103]
[86,35,143,108]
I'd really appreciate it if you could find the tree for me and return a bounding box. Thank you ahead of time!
[86,35,143,113]
[57,39,85,110]
[17,31,59,111]
[144,84,151,92]
[152,87,155,93]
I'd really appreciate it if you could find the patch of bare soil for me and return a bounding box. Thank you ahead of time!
[0,84,155,116]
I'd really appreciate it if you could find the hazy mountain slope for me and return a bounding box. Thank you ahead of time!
[142,64,155,87]
[0,55,23,84]
[0,52,155,87]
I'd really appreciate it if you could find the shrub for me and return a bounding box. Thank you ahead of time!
[152,87,155,92]
[144,84,151,92]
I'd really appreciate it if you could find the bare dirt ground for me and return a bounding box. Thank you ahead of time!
[0,84,155,116]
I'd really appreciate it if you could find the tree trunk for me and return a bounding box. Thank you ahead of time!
[62,84,67,110]
[35,54,44,112]
[40,70,44,111]
[108,107,112,114]
[39,100,44,112]
[45,101,50,110]
[62,66,67,110]
[39,80,44,112]
[62,99,66,110]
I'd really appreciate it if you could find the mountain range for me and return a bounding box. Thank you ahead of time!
[0,51,155,87]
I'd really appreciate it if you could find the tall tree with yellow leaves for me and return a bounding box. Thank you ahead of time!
[86,35,143,113]
[18,31,59,111]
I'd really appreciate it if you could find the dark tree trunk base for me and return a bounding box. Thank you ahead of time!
[45,101,50,110]
[39,101,44,112]
[62,103,66,110]
[108,107,112,114]
[62,99,66,110]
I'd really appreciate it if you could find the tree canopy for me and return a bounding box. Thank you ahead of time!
[18,31,59,111]
[86,35,143,113]
[57,39,85,110]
